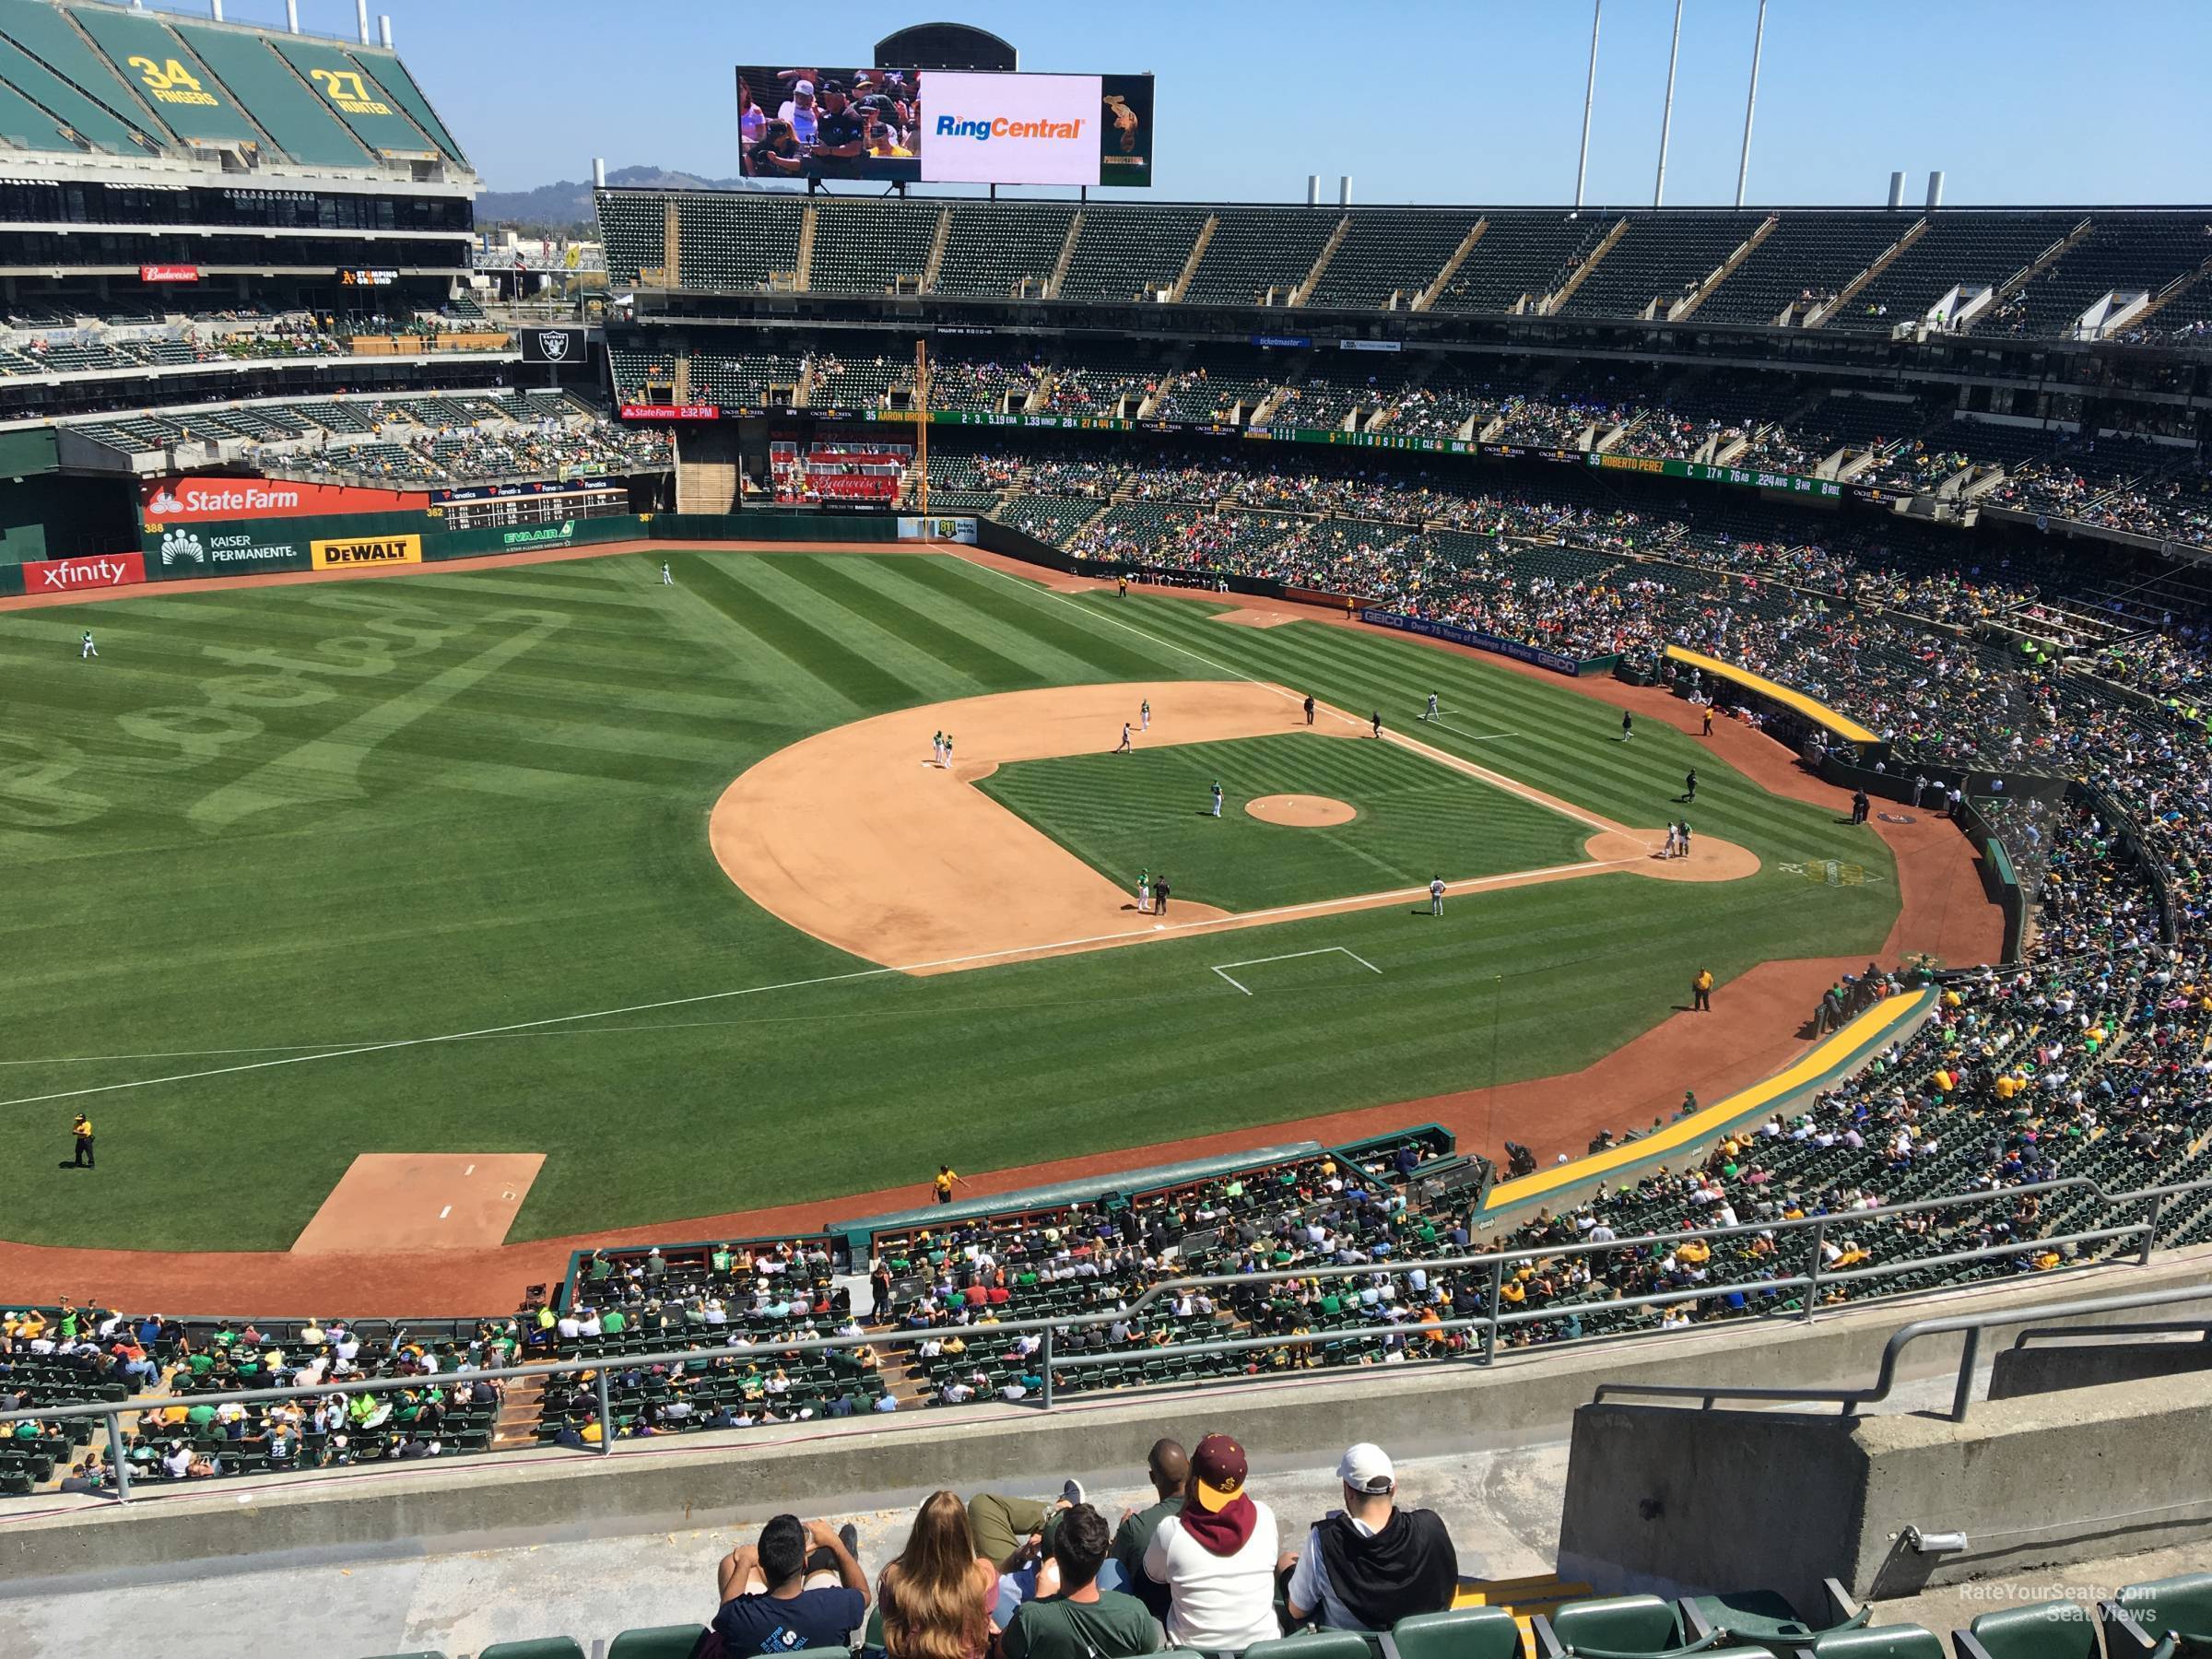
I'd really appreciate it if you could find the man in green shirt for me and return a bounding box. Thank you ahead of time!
[1110,1439,1187,1622]
[1006,1503,1162,1659]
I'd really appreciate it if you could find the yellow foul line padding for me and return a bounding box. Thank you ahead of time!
[1664,645,1881,746]
[1482,987,1931,1210]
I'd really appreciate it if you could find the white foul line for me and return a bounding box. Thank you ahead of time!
[1210,945,1384,996]
[0,855,1645,1113]
[0,568,1638,1114]
[438,1205,452,1220]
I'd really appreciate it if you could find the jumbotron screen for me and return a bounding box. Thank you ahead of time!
[736,65,1153,188]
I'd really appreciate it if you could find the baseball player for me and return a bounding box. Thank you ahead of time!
[1136,867,1152,914]
[1371,711,1383,739]
[943,734,954,771]
[1140,699,1151,733]
[79,630,97,661]
[1664,823,1682,858]
[1429,875,1446,916]
[1115,722,1133,754]
[1303,695,1315,726]
[1684,770,1699,804]
[1620,711,1633,741]
[1422,693,1441,723]
[1678,818,1692,856]
[661,560,673,585]
[1209,782,1223,818]
[932,730,946,767]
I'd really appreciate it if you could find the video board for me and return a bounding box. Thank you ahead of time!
[736,65,1153,188]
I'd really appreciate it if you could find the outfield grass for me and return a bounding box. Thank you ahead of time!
[977,732,1593,911]
[0,553,1899,1251]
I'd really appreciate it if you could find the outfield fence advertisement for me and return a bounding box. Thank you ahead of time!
[140,476,429,527]
[22,552,146,594]
[1361,608,1588,677]
[310,533,423,570]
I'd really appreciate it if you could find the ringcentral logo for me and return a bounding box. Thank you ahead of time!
[935,114,1086,141]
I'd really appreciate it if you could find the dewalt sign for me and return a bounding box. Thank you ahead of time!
[310,533,423,571]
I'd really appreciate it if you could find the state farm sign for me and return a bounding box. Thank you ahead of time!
[618,403,718,420]
[25,552,146,593]
[139,476,429,525]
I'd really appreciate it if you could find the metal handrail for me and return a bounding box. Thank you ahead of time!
[7,1170,2203,1503]
[1590,1282,2212,1422]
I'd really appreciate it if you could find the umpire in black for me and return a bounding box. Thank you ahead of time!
[70,1113,94,1169]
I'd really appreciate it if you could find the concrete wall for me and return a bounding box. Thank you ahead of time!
[6,1251,2206,1593]
[1558,1372,2212,1609]
[1988,1336,2212,1401]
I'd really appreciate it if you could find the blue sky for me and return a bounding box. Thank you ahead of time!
[195,0,2212,204]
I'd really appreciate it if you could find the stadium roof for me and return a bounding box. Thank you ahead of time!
[0,0,469,182]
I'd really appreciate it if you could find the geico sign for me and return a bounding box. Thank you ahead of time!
[935,114,1085,141]
[26,553,146,592]
[310,534,423,570]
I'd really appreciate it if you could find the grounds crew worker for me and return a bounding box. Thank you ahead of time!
[71,1113,94,1169]
[1692,969,1714,1012]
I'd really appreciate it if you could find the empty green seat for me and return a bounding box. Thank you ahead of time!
[610,1628,708,1659]
[1396,1605,1526,1659]
[1685,1583,1869,1656]
[477,1641,587,1659]
[1956,1602,2103,1659]
[1805,1627,1947,1659]
[1247,1632,1378,1659]
[1541,1595,1720,1659]
[2104,1575,2212,1659]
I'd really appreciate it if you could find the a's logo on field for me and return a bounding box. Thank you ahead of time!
[159,528,206,567]
[1779,861,1882,887]
[310,534,423,571]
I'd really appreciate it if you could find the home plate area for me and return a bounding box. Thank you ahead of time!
[1210,945,1384,996]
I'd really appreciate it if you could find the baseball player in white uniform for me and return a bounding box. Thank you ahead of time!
[1115,722,1133,754]
[1209,782,1223,818]
[661,561,673,585]
[80,630,97,661]
[1136,867,1152,914]
[932,730,946,767]
[1140,699,1151,732]
[1430,875,1446,916]
[943,734,954,771]
[1422,693,1441,723]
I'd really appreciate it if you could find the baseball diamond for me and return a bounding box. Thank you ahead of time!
[0,545,1899,1259]
[5,12,2210,1641]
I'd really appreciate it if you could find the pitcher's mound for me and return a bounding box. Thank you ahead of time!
[1246,794,1358,827]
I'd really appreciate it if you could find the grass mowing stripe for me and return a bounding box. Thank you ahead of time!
[683,558,907,712]
[731,555,996,704]
[913,555,1196,683]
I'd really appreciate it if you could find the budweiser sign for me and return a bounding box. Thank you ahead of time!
[25,552,146,593]
[618,403,719,420]
[140,476,429,525]
[139,264,200,283]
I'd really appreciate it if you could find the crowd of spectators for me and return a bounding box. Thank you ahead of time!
[277,410,670,488]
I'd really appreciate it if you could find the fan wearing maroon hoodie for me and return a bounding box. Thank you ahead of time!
[1142,1431,1281,1650]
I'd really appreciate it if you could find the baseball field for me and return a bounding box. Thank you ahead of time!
[0,547,1900,1253]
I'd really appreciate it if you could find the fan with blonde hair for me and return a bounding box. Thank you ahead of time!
[878,1489,996,1659]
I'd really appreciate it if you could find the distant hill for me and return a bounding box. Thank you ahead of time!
[477,165,771,233]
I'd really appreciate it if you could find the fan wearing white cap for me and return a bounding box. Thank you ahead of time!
[1282,1442,1460,1631]
[776,80,818,147]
